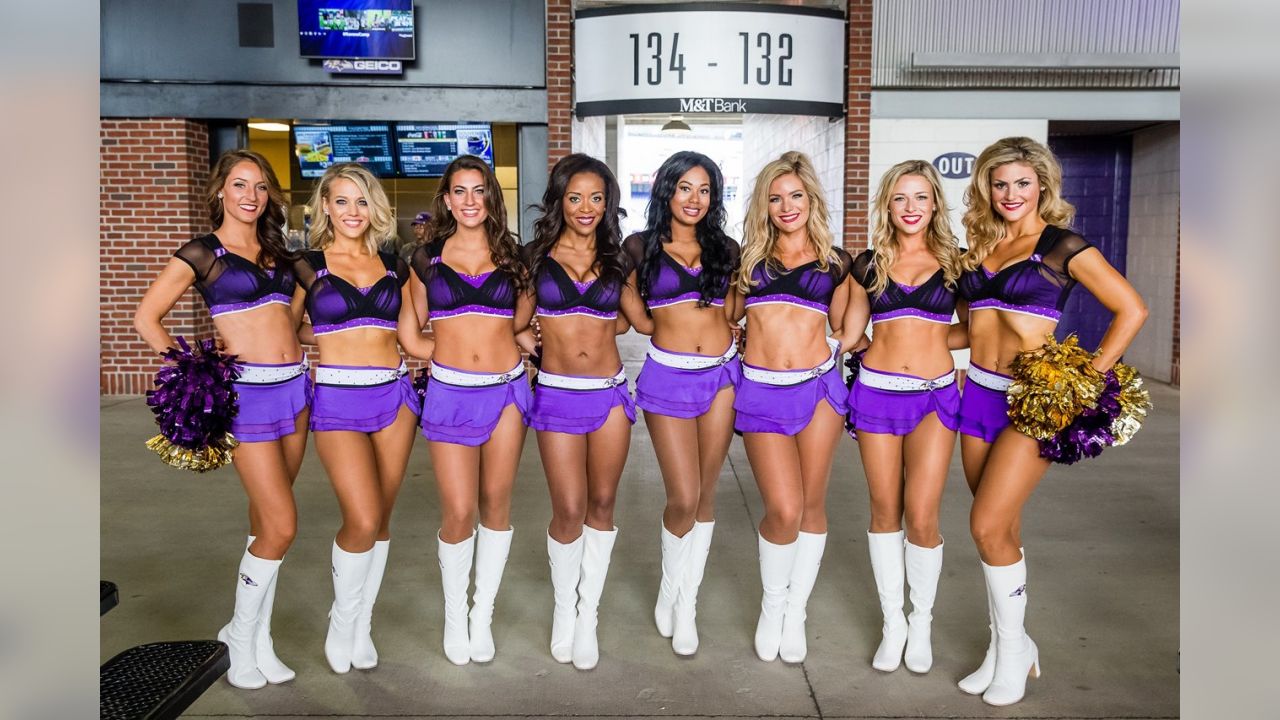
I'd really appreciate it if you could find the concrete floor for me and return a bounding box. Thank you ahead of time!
[101,333,1179,719]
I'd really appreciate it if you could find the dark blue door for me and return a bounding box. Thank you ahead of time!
[1048,135,1131,350]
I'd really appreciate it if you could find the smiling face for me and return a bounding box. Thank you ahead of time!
[888,174,934,238]
[324,177,370,241]
[562,172,606,238]
[669,164,711,228]
[220,161,269,225]
[445,168,488,230]
[990,161,1042,224]
[767,173,810,234]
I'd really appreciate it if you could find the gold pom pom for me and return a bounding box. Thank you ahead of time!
[1006,334,1106,441]
[145,433,239,473]
[1110,362,1152,446]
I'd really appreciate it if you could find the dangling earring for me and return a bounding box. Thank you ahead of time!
[217,192,224,199]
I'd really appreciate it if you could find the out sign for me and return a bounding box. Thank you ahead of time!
[933,152,976,179]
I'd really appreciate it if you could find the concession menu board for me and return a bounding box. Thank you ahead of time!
[294,123,396,178]
[395,123,494,177]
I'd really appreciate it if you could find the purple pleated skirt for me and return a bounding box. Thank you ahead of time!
[733,363,849,436]
[528,377,636,435]
[310,365,421,433]
[635,348,741,419]
[231,363,312,442]
[420,364,533,446]
[957,364,1012,443]
[847,368,960,436]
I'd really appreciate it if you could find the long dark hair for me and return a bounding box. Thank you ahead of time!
[637,151,734,307]
[428,155,527,292]
[527,153,626,288]
[206,150,294,268]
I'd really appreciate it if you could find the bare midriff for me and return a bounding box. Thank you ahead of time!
[863,319,953,378]
[315,328,402,368]
[651,302,734,356]
[213,304,303,364]
[430,315,522,372]
[743,304,831,370]
[968,309,1057,374]
[538,315,622,377]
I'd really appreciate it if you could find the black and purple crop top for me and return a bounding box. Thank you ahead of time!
[174,234,296,318]
[851,250,956,325]
[293,250,409,336]
[531,252,630,321]
[409,241,517,321]
[968,226,1093,322]
[743,248,854,315]
[623,234,740,310]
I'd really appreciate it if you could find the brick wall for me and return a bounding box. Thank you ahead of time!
[101,119,213,394]
[844,0,873,253]
[546,0,572,171]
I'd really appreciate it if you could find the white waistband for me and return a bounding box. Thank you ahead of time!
[858,367,956,392]
[646,341,737,370]
[315,362,408,386]
[236,360,307,385]
[536,368,628,391]
[430,361,526,388]
[966,364,1011,392]
[740,337,840,387]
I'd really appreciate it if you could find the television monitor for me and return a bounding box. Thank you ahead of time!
[394,123,494,178]
[293,123,396,178]
[298,0,415,59]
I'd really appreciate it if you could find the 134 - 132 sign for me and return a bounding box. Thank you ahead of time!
[629,31,794,87]
[576,5,844,117]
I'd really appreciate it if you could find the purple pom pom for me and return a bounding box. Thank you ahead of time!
[145,337,240,450]
[843,350,865,438]
[412,367,431,404]
[1039,369,1123,464]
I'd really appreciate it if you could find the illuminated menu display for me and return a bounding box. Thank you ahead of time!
[395,123,494,178]
[294,123,396,178]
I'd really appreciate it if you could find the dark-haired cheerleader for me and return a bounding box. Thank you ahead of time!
[623,151,742,656]
[408,155,532,666]
[134,150,308,689]
[519,153,650,670]
[955,137,1147,706]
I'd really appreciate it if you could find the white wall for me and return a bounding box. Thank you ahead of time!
[742,114,846,243]
[1123,123,1179,383]
[572,115,607,161]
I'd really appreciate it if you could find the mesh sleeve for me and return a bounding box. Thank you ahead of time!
[291,252,321,290]
[408,243,434,283]
[831,246,855,284]
[394,255,411,287]
[173,236,217,284]
[622,233,646,271]
[850,249,876,289]
[1043,229,1094,280]
[725,238,742,275]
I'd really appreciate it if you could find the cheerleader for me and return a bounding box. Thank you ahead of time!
[956,137,1147,705]
[622,151,742,656]
[734,151,857,663]
[408,155,531,665]
[291,163,434,674]
[134,150,307,689]
[519,153,649,670]
[846,160,965,674]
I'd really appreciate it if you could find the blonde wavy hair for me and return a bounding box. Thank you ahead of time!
[867,160,962,294]
[961,136,1075,270]
[307,162,396,256]
[736,151,839,293]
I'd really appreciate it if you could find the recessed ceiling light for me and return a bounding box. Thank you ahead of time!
[248,122,290,133]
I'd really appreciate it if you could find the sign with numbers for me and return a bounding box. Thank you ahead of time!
[574,4,846,117]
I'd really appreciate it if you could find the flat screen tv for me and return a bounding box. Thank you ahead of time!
[298,0,415,60]
[395,123,494,178]
[293,123,397,178]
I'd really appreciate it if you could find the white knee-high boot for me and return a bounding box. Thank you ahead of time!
[325,542,373,674]
[654,524,692,639]
[868,530,908,671]
[572,525,618,670]
[959,547,1022,695]
[982,556,1040,706]
[351,539,389,670]
[469,525,513,663]
[547,532,584,663]
[672,520,715,656]
[779,531,827,663]
[220,549,281,689]
[904,538,944,673]
[220,536,294,684]
[437,532,475,666]
[754,534,798,662]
